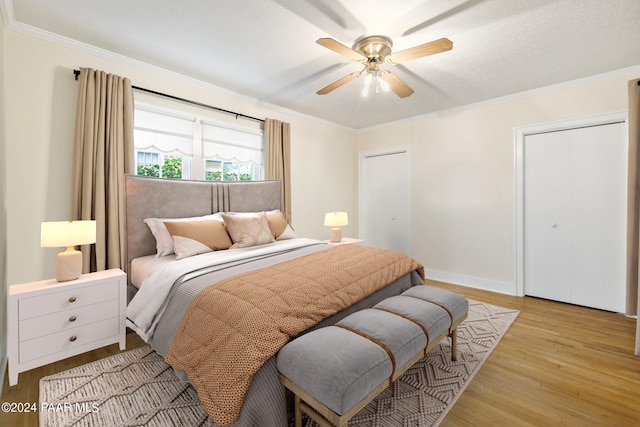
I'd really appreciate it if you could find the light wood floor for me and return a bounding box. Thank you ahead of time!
[2,281,639,426]
[431,280,640,427]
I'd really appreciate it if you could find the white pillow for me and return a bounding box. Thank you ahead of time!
[277,224,297,240]
[144,213,222,257]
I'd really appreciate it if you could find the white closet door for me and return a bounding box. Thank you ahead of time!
[524,132,572,303]
[569,124,627,311]
[359,147,411,255]
[524,122,627,312]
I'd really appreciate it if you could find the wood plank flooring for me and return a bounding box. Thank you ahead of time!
[431,280,640,427]
[2,281,639,426]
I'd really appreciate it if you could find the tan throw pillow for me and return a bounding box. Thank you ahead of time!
[265,211,297,240]
[222,212,275,248]
[144,213,222,257]
[266,211,287,238]
[163,220,232,259]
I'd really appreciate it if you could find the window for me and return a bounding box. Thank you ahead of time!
[201,120,263,181]
[205,160,258,181]
[133,104,263,181]
[136,151,159,176]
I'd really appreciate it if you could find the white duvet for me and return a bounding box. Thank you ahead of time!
[126,238,325,341]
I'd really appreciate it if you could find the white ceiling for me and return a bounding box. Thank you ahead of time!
[4,0,640,129]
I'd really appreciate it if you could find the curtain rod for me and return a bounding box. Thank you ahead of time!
[73,69,265,123]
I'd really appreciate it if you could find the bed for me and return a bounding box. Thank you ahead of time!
[124,175,425,427]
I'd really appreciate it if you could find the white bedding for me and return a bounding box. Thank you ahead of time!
[130,254,176,288]
[126,238,326,341]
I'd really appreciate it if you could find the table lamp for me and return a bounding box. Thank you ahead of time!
[41,220,97,281]
[324,212,348,243]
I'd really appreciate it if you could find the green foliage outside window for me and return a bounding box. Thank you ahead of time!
[205,163,252,181]
[162,157,182,179]
[136,156,182,179]
[206,171,222,181]
[137,164,160,177]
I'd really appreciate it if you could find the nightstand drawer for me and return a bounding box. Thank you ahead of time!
[19,299,119,341]
[18,281,118,320]
[19,316,119,363]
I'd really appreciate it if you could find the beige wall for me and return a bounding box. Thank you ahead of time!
[4,30,357,286]
[356,68,640,295]
[4,25,640,300]
[0,21,8,391]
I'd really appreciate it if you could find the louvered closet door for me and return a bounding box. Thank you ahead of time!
[524,122,627,313]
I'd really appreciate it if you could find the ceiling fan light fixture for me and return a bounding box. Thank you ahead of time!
[364,72,374,86]
[378,76,390,92]
[361,84,370,97]
[316,35,451,98]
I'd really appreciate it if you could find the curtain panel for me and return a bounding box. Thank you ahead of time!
[264,118,292,223]
[71,67,135,273]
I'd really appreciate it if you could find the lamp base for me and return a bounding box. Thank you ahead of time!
[329,227,342,243]
[55,247,82,282]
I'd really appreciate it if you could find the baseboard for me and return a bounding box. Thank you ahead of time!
[425,269,516,296]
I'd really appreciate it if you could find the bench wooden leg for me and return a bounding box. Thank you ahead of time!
[450,327,458,361]
[294,395,302,427]
[299,400,343,427]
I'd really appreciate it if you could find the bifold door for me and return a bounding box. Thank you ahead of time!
[524,122,627,312]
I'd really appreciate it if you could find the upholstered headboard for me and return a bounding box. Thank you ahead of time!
[124,175,281,271]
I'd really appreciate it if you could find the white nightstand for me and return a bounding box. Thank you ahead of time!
[323,238,365,246]
[8,268,126,386]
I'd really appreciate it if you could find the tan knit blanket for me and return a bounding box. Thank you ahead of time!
[164,244,424,426]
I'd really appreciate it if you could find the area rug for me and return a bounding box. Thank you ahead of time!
[39,300,518,427]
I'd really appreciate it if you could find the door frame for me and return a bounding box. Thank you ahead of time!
[358,145,412,254]
[514,110,628,297]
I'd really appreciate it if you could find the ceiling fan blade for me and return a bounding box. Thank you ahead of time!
[316,72,360,95]
[317,38,366,62]
[387,37,453,64]
[380,71,414,98]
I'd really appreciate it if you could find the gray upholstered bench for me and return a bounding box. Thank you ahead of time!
[277,285,468,427]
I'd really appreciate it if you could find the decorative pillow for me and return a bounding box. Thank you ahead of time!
[277,224,297,240]
[144,213,222,257]
[222,212,275,248]
[163,220,232,259]
[265,211,297,240]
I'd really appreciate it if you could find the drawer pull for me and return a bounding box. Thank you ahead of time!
[69,316,77,322]
[68,297,77,303]
[69,336,77,342]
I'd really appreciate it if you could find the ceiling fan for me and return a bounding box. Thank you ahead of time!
[316,36,452,98]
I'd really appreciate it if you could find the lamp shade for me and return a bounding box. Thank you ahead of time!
[324,212,348,227]
[41,220,97,248]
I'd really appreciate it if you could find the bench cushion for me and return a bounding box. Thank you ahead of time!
[401,285,469,328]
[337,308,427,376]
[277,286,469,418]
[277,324,392,415]
[373,295,451,345]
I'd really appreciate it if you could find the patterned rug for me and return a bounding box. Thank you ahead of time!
[39,301,518,427]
